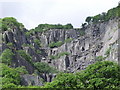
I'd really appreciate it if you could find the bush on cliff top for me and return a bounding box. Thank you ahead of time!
[85,5,120,24]
[1,17,24,32]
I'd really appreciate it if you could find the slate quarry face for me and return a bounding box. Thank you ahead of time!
[1,18,119,74]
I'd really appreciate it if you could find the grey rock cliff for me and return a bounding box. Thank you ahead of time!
[1,17,119,85]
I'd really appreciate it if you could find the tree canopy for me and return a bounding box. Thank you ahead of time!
[1,17,24,32]
[85,5,120,24]
[43,61,120,89]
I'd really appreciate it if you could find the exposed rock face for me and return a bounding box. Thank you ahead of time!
[40,18,119,72]
[20,75,43,86]
[1,17,119,85]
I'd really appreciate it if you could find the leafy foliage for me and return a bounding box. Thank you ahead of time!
[34,62,57,73]
[85,5,120,24]
[17,50,32,62]
[64,38,73,43]
[43,61,120,89]
[85,16,92,23]
[50,52,70,60]
[6,42,13,48]
[1,63,21,88]
[34,39,41,47]
[95,56,105,61]
[32,23,73,32]
[0,49,14,65]
[49,41,63,48]
[1,17,24,32]
[79,30,85,36]
[15,66,28,74]
[43,73,77,88]
[105,47,111,57]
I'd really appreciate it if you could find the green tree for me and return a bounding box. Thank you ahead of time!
[1,63,21,88]
[64,23,73,29]
[15,66,28,75]
[34,62,57,73]
[43,61,120,89]
[76,61,120,89]
[85,16,92,24]
[17,50,32,62]
[2,17,24,31]
[43,73,78,88]
[0,49,14,65]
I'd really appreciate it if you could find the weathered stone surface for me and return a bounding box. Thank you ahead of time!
[1,18,119,85]
[20,74,43,86]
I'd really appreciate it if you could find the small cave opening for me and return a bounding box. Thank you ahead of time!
[82,47,85,51]
[65,56,70,68]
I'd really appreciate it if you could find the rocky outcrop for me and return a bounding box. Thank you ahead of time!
[44,18,119,72]
[1,17,119,86]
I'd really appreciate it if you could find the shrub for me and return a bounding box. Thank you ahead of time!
[50,52,70,60]
[105,47,111,57]
[85,16,92,23]
[36,50,41,54]
[34,39,41,46]
[58,52,70,57]
[6,42,13,48]
[25,30,34,37]
[34,62,58,73]
[49,41,63,48]
[43,61,120,89]
[1,63,21,88]
[1,17,24,31]
[63,23,73,29]
[64,38,73,43]
[17,50,32,62]
[31,23,73,33]
[79,30,85,36]
[95,56,105,61]
[55,41,63,47]
[0,49,14,65]
[50,55,59,60]
[15,66,28,74]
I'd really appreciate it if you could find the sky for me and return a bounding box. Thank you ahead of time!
[0,0,119,29]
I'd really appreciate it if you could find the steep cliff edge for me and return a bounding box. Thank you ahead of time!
[0,5,120,86]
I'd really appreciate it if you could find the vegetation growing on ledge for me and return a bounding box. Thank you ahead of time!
[49,38,73,48]
[34,62,58,74]
[31,23,73,32]
[85,5,120,24]
[1,17,24,32]
[49,41,63,48]
[50,52,70,60]
[17,50,32,62]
